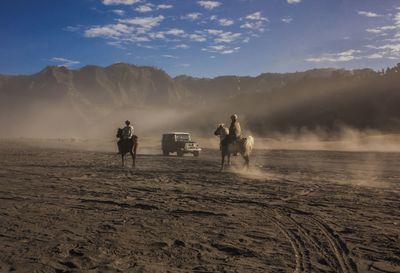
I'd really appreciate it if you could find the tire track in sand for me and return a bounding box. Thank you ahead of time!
[267,208,358,273]
[212,196,358,273]
[306,215,358,273]
[268,214,311,273]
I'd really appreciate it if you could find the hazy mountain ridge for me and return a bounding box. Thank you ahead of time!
[174,68,341,100]
[0,63,400,137]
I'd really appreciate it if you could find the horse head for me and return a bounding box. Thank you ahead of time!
[214,124,224,136]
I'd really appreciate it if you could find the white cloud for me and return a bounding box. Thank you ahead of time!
[214,32,241,43]
[189,33,207,42]
[84,23,132,38]
[241,12,268,31]
[148,29,185,40]
[306,49,362,63]
[221,47,240,54]
[64,25,82,32]
[182,12,202,21]
[164,28,186,36]
[382,26,398,31]
[119,15,165,30]
[137,43,157,49]
[366,28,382,34]
[358,11,382,17]
[395,12,400,25]
[82,2,265,56]
[281,17,293,24]
[157,4,173,9]
[200,29,242,44]
[219,18,234,26]
[210,15,218,21]
[240,21,265,31]
[112,9,125,16]
[102,0,140,5]
[245,12,268,21]
[208,45,225,51]
[202,45,240,54]
[197,1,221,10]
[366,25,397,34]
[162,54,179,59]
[206,29,224,35]
[373,44,400,52]
[174,44,189,49]
[50,57,80,67]
[135,4,153,13]
[366,53,383,59]
[84,23,151,43]
[365,44,400,59]
[287,0,301,4]
[307,8,400,63]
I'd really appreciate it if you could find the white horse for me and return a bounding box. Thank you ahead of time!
[214,124,254,171]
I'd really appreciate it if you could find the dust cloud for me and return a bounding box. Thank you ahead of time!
[253,127,400,153]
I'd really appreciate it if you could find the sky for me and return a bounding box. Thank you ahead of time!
[0,0,399,77]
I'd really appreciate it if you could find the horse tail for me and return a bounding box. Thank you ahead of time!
[243,136,254,156]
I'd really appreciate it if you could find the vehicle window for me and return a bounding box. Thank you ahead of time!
[176,134,191,141]
[162,135,173,141]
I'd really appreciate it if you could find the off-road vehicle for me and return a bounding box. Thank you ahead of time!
[162,132,201,157]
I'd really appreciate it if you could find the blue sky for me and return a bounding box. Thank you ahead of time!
[0,0,399,77]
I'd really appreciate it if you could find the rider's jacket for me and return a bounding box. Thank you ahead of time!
[229,121,242,140]
[122,125,134,139]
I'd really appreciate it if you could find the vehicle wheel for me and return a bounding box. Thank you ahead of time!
[193,151,200,157]
[177,151,184,157]
[163,150,169,156]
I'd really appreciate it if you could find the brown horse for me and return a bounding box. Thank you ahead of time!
[117,128,138,167]
[214,125,254,171]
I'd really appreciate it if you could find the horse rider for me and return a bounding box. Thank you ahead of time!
[228,114,241,155]
[229,114,241,142]
[117,120,134,154]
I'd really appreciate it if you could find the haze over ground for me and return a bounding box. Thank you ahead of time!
[1,0,400,150]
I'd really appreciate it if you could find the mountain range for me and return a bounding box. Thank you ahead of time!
[0,63,399,138]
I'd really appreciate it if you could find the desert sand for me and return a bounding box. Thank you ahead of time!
[0,140,399,273]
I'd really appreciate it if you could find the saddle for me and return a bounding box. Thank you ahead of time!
[221,135,243,154]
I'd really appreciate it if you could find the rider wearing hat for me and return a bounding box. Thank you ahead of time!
[227,114,242,156]
[229,114,241,142]
[122,120,134,140]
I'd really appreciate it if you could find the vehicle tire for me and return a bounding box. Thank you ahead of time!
[193,151,200,157]
[177,151,184,157]
[163,150,169,156]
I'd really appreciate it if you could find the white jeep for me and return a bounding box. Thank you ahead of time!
[162,132,201,157]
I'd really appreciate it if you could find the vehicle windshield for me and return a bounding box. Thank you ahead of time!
[176,134,191,141]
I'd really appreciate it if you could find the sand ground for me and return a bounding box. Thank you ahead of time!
[0,141,399,273]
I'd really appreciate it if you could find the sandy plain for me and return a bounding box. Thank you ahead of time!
[0,140,399,273]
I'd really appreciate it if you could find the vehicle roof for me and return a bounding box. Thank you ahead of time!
[162,132,190,135]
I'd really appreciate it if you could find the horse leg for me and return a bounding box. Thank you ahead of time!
[243,155,250,170]
[227,153,231,166]
[130,150,135,168]
[220,153,225,171]
[132,142,138,168]
[121,154,125,167]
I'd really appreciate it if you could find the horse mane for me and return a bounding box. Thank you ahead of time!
[116,128,123,139]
